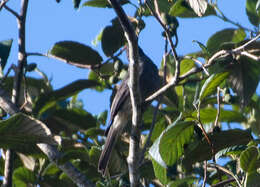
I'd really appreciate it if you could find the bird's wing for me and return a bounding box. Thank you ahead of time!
[105,76,130,136]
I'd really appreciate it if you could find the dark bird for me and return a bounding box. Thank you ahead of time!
[98,46,161,176]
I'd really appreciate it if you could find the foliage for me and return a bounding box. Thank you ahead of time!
[1,0,260,186]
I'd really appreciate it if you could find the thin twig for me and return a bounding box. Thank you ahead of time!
[3,4,20,19]
[0,0,9,11]
[184,56,209,76]
[208,163,242,187]
[214,87,221,128]
[145,33,260,102]
[202,160,207,187]
[211,178,236,187]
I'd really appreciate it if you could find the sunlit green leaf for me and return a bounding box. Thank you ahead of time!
[159,121,194,166]
[199,72,229,102]
[151,157,169,185]
[13,167,36,187]
[246,0,260,26]
[240,146,260,172]
[168,176,198,187]
[192,107,247,124]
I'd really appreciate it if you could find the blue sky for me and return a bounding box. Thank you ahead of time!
[0,0,254,116]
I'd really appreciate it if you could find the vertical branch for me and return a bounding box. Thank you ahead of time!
[107,0,141,186]
[3,1,28,187]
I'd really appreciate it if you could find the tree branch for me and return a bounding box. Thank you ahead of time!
[145,33,260,102]
[3,4,20,19]
[0,87,95,187]
[107,0,141,186]
[3,1,29,186]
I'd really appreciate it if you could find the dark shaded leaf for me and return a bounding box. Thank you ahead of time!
[228,56,260,106]
[33,79,99,116]
[73,0,81,8]
[52,108,97,131]
[49,41,102,68]
[0,113,58,153]
[187,0,208,16]
[183,129,252,170]
[169,0,215,18]
[58,149,89,164]
[240,146,260,172]
[101,23,125,57]
[206,29,246,54]
[246,0,260,26]
[246,171,260,187]
[199,72,229,102]
[0,39,13,70]
[168,176,198,187]
[83,0,129,8]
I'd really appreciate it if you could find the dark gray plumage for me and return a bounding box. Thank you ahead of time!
[98,47,160,176]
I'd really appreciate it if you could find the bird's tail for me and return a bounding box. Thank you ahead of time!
[98,115,126,176]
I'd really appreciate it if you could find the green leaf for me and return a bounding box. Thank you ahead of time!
[58,149,89,164]
[240,146,260,172]
[246,0,260,26]
[83,0,129,8]
[151,157,169,185]
[13,167,36,187]
[33,79,99,116]
[183,129,252,171]
[206,29,246,54]
[192,107,247,124]
[0,113,58,153]
[186,0,208,17]
[159,121,194,166]
[0,39,13,70]
[193,40,210,58]
[169,0,216,18]
[256,0,260,11]
[228,56,260,106]
[52,108,97,131]
[85,127,104,138]
[49,41,102,68]
[246,171,260,187]
[180,58,195,76]
[215,145,247,159]
[101,18,125,57]
[199,72,229,102]
[97,110,108,125]
[168,176,197,187]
